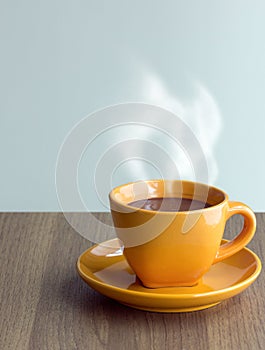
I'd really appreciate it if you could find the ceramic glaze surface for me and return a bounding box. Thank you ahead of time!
[77,238,261,313]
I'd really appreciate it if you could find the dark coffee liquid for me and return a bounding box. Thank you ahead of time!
[128,197,211,212]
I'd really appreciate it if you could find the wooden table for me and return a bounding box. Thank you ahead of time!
[0,213,264,350]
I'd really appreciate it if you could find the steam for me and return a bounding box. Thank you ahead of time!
[139,72,222,183]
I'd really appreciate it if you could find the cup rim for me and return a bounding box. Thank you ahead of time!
[109,179,229,215]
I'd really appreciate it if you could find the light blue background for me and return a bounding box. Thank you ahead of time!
[0,1,264,211]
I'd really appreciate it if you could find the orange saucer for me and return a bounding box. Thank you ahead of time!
[77,239,261,312]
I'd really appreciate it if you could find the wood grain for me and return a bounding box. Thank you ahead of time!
[0,213,264,350]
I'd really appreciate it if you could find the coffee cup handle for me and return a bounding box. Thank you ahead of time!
[213,201,256,264]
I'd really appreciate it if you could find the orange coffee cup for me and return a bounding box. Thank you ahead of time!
[109,180,256,288]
